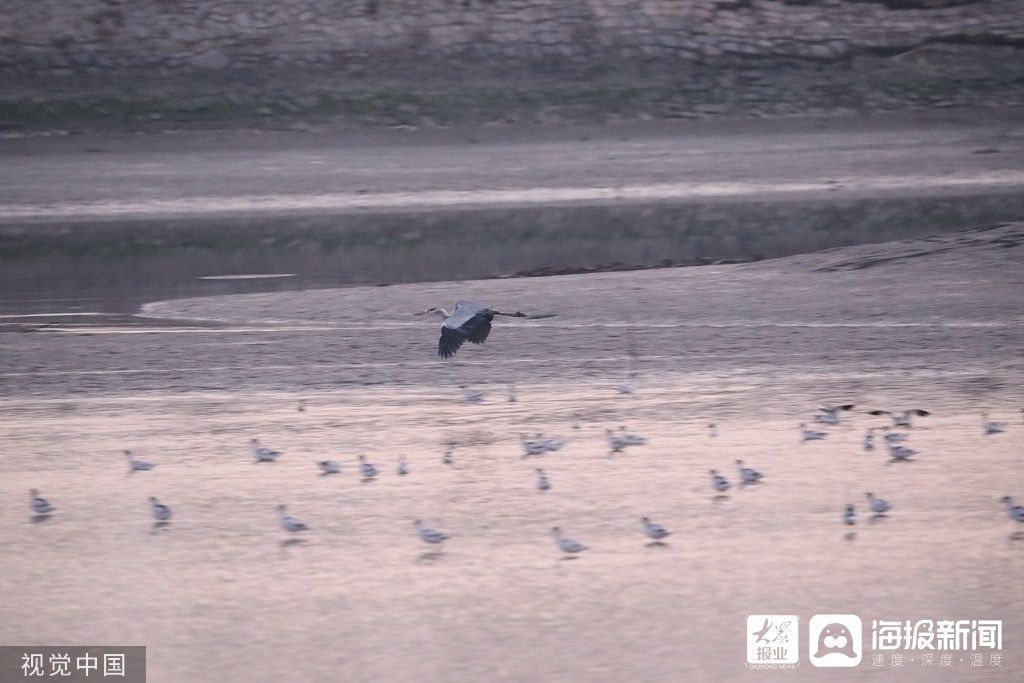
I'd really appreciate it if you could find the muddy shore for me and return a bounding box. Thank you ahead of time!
[1,226,1021,682]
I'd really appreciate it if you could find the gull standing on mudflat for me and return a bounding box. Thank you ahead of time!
[536,468,551,492]
[982,414,1007,435]
[414,520,449,545]
[459,386,485,403]
[999,496,1024,523]
[606,429,631,453]
[359,455,378,480]
[250,439,280,463]
[736,459,764,484]
[539,436,565,452]
[149,496,172,523]
[886,443,917,461]
[442,447,455,466]
[396,457,408,476]
[800,423,828,442]
[710,469,730,493]
[423,301,527,358]
[641,517,670,542]
[870,409,930,428]
[551,527,587,555]
[708,423,719,438]
[521,435,549,457]
[277,505,308,533]
[863,429,875,451]
[124,450,155,472]
[616,372,638,396]
[866,492,891,515]
[883,429,909,444]
[29,489,54,515]
[616,426,647,446]
[843,504,856,526]
[317,460,340,475]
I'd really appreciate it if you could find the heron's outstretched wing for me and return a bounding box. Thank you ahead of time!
[439,326,467,358]
[466,317,492,344]
[444,301,489,330]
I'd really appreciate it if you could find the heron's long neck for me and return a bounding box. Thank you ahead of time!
[431,309,450,319]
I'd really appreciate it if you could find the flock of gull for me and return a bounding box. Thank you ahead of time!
[23,300,1024,553]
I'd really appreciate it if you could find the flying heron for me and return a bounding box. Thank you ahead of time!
[421,301,527,358]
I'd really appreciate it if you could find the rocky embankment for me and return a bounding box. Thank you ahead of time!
[1,0,1023,130]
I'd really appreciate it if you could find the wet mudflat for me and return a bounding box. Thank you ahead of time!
[0,226,1022,681]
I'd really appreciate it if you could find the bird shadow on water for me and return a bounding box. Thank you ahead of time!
[844,531,858,541]
[30,514,52,524]
[712,494,730,503]
[645,541,669,548]
[415,550,445,564]
[279,538,308,551]
[1007,531,1024,544]
[150,522,171,534]
[868,514,887,525]
[557,555,582,561]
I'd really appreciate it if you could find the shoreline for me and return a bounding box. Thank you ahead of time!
[2,106,1022,314]
[2,103,1021,150]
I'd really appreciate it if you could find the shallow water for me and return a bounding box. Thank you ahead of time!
[1,227,1022,681]
[6,171,1024,220]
